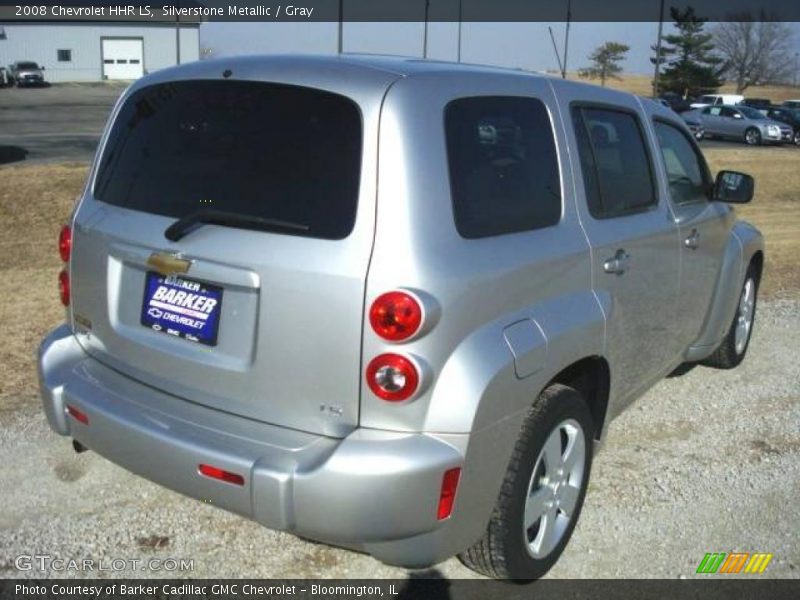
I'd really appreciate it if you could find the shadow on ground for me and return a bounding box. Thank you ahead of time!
[0,145,28,165]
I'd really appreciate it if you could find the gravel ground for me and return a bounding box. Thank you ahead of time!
[0,300,798,580]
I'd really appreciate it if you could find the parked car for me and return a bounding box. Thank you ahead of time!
[682,117,705,140]
[38,55,764,581]
[693,104,792,145]
[782,99,800,109]
[658,91,693,113]
[757,106,800,146]
[690,93,744,109]
[7,61,46,86]
[742,98,772,108]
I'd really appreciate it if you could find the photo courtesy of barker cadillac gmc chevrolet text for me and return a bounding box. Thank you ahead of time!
[38,54,763,580]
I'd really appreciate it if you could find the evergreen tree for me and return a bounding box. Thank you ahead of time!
[651,7,723,98]
[579,42,630,86]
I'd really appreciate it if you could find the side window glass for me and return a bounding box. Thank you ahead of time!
[445,96,562,238]
[653,121,710,205]
[571,106,657,219]
[708,107,722,116]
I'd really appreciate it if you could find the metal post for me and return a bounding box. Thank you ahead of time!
[175,0,181,65]
[457,0,462,62]
[562,0,571,78]
[338,0,344,54]
[423,0,430,58]
[653,0,665,97]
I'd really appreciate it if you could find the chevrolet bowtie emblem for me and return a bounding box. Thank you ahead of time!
[146,252,192,276]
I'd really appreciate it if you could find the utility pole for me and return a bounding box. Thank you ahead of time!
[562,0,571,78]
[652,0,665,97]
[337,0,344,54]
[423,0,430,58]
[175,0,181,65]
[457,0,462,62]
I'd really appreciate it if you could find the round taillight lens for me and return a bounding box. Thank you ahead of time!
[369,291,423,342]
[366,353,420,402]
[59,225,72,262]
[58,269,70,306]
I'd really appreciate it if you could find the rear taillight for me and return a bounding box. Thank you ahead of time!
[369,291,423,342]
[366,353,420,402]
[437,467,461,520]
[58,269,70,306]
[66,404,88,425]
[198,464,245,486]
[59,225,71,262]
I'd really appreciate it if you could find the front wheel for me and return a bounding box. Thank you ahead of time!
[703,265,759,369]
[744,127,762,146]
[793,130,800,147]
[458,384,594,580]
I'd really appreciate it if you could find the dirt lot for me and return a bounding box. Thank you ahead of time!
[0,151,798,578]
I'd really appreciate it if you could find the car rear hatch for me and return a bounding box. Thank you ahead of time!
[68,63,398,437]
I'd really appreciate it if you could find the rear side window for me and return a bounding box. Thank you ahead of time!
[571,106,656,219]
[94,81,362,240]
[445,96,561,239]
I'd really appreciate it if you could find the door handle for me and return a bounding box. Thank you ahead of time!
[603,249,630,275]
[684,228,701,250]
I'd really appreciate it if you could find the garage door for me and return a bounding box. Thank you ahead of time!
[102,39,144,80]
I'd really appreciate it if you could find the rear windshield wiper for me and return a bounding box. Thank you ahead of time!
[164,209,310,242]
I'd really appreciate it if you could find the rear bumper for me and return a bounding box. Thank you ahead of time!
[38,325,468,567]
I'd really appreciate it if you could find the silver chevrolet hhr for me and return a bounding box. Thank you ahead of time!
[39,55,763,579]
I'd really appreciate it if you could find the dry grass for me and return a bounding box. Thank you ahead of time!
[704,147,800,298]
[569,72,800,103]
[0,164,86,399]
[0,156,796,401]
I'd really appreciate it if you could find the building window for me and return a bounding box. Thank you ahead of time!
[57,49,72,62]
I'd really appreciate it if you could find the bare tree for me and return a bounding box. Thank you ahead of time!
[713,17,795,92]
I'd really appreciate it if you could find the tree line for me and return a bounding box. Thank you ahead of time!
[578,8,796,97]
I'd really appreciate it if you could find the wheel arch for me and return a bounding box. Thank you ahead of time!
[546,355,611,442]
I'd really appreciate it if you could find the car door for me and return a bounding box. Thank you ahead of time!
[650,118,734,345]
[702,106,723,136]
[565,98,681,405]
[719,107,743,138]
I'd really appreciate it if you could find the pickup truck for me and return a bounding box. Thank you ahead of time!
[38,55,764,580]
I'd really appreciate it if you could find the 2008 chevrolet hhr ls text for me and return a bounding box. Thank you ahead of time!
[39,55,763,580]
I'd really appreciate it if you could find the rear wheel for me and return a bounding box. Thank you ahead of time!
[744,127,762,146]
[703,264,759,369]
[458,384,593,580]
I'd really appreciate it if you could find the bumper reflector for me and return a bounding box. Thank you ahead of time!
[198,464,245,486]
[66,404,89,425]
[437,467,461,520]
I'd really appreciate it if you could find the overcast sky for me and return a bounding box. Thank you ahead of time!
[201,21,799,76]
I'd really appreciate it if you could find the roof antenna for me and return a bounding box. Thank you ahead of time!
[548,27,564,76]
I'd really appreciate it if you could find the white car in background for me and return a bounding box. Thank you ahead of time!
[690,94,744,109]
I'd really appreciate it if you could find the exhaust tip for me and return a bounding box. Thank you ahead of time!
[72,440,89,454]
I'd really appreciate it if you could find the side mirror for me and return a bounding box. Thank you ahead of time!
[41,66,45,70]
[714,170,754,204]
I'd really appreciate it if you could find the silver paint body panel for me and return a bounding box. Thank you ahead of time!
[39,55,763,567]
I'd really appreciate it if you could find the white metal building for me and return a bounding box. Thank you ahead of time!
[0,23,199,82]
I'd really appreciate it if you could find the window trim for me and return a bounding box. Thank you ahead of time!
[443,94,564,240]
[652,117,713,205]
[569,101,659,220]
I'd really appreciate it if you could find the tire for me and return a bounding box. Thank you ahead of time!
[458,383,594,580]
[744,127,762,146]
[793,131,800,147]
[703,264,759,369]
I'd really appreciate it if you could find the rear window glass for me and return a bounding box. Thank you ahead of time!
[445,96,561,239]
[94,80,363,240]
